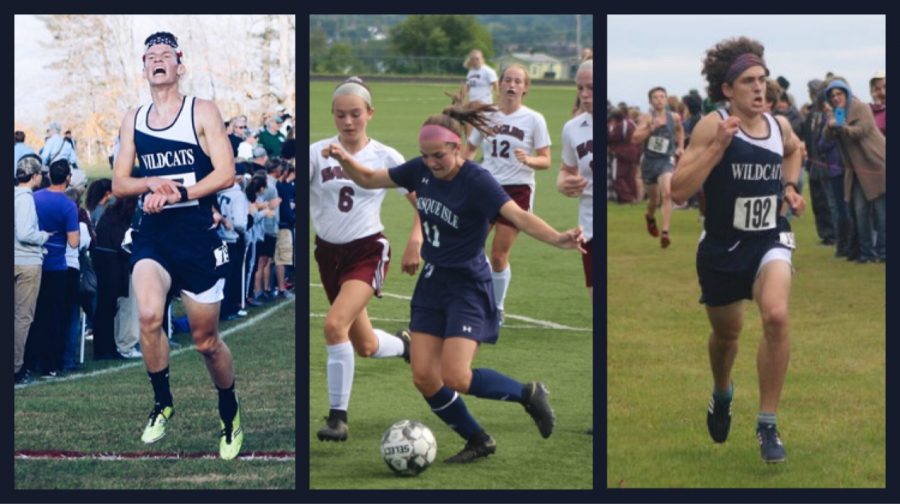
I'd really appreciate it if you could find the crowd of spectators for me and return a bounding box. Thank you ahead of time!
[13,107,296,384]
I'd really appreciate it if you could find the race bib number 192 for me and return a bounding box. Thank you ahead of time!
[733,195,776,231]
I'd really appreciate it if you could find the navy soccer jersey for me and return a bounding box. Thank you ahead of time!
[389,158,510,280]
[702,109,789,243]
[134,95,215,232]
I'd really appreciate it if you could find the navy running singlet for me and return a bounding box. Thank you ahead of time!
[702,109,788,243]
[133,95,215,232]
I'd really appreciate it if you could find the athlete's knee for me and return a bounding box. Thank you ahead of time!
[352,337,378,358]
[322,315,349,345]
[711,325,741,342]
[193,330,221,356]
[441,368,472,394]
[761,304,789,335]
[138,307,164,332]
[412,368,440,396]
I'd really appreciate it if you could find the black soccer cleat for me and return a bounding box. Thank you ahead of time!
[395,329,411,364]
[756,424,787,464]
[443,434,497,464]
[706,393,732,443]
[522,381,555,438]
[317,416,349,442]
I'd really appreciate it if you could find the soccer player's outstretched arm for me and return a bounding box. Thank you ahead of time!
[499,201,585,252]
[320,143,396,189]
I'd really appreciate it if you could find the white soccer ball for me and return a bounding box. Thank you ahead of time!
[380,419,437,476]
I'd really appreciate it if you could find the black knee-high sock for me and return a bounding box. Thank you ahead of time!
[148,367,173,408]
[217,380,238,422]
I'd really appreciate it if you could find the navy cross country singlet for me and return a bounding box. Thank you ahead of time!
[133,95,215,232]
[702,109,787,243]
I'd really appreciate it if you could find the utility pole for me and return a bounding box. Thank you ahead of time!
[576,14,582,58]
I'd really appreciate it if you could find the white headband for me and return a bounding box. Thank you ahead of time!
[332,82,372,107]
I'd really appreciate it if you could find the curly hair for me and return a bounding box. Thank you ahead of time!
[702,37,766,103]
[423,85,497,140]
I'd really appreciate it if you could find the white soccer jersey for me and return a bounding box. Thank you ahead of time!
[466,66,498,104]
[309,137,405,244]
[561,112,594,240]
[469,106,551,187]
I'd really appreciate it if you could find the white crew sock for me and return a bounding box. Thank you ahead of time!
[371,328,405,358]
[491,265,511,311]
[326,341,354,411]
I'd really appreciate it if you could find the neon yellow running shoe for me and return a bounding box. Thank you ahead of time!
[219,402,244,460]
[141,405,174,444]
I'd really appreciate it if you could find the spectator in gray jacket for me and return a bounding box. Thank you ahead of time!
[14,155,50,384]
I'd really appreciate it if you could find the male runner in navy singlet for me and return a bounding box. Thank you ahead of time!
[111,32,243,460]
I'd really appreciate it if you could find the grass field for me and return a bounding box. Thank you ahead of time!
[14,300,296,489]
[308,80,594,489]
[606,199,885,488]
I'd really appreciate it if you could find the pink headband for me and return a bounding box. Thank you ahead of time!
[419,124,461,145]
[724,53,768,84]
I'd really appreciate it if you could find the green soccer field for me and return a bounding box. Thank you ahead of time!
[606,200,885,488]
[14,300,296,490]
[308,80,594,489]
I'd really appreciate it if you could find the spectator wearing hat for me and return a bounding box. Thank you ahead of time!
[869,70,886,137]
[27,159,80,377]
[824,76,886,263]
[15,131,37,179]
[257,114,286,158]
[14,155,50,384]
[40,122,78,169]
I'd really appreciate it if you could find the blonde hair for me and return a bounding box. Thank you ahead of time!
[464,49,484,70]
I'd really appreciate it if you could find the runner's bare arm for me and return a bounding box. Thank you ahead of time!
[671,112,735,204]
[190,99,237,199]
[112,108,179,198]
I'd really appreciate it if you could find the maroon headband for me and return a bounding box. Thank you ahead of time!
[724,53,768,84]
[419,124,461,145]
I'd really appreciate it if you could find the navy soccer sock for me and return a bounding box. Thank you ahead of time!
[425,386,482,440]
[148,367,173,409]
[468,368,524,402]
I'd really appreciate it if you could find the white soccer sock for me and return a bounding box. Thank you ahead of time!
[326,341,354,411]
[491,265,511,311]
[371,329,404,358]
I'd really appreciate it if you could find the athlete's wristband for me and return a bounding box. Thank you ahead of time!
[783,182,799,194]
[177,185,189,203]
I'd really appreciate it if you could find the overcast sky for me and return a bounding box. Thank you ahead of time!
[608,15,886,111]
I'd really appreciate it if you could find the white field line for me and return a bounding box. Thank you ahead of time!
[310,283,591,332]
[15,300,293,390]
[15,451,295,462]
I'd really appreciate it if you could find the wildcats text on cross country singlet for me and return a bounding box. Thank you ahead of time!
[730,163,782,181]
[141,149,196,170]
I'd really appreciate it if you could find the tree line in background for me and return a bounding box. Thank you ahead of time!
[17,14,295,167]
[310,14,592,76]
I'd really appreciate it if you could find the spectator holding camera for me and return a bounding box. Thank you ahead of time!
[823,77,886,263]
